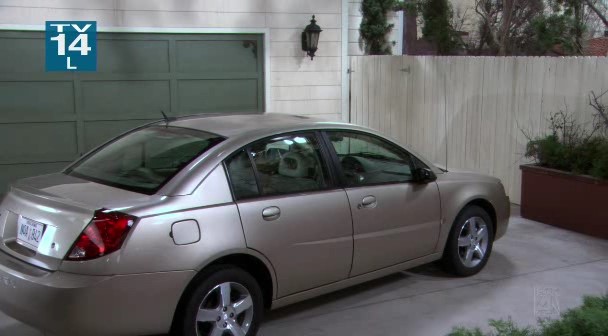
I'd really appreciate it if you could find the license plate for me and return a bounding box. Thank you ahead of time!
[17,216,46,250]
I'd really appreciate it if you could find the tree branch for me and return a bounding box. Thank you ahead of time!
[584,0,608,27]
[589,90,608,134]
[474,0,500,51]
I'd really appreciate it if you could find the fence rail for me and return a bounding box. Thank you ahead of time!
[349,56,608,203]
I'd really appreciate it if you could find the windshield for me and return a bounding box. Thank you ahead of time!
[66,126,224,194]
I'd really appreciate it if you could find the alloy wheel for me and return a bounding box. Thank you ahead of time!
[195,282,254,336]
[457,216,489,268]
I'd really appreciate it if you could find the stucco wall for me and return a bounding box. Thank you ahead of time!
[0,0,346,121]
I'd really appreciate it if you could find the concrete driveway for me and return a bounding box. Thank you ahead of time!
[2,206,607,336]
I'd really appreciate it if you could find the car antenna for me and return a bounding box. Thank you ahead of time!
[160,110,175,127]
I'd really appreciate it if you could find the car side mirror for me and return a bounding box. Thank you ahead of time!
[412,167,436,183]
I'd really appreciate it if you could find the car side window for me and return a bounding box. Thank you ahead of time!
[326,131,414,186]
[225,150,260,200]
[249,134,330,196]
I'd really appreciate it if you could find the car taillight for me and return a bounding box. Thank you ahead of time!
[66,210,137,261]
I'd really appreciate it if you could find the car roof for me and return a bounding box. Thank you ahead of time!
[167,113,352,138]
[147,113,443,195]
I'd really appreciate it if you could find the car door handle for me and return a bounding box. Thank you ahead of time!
[358,195,377,209]
[262,206,281,221]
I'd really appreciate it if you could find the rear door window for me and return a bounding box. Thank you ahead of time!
[250,134,330,196]
[66,126,224,194]
[225,133,332,198]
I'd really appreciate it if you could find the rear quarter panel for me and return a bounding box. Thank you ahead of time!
[59,165,247,275]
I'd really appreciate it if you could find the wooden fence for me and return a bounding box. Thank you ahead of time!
[349,56,608,203]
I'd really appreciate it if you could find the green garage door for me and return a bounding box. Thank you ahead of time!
[0,31,264,193]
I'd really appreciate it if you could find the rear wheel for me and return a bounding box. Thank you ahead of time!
[177,266,264,336]
[442,205,494,276]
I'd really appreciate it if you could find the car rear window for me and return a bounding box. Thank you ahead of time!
[66,126,224,194]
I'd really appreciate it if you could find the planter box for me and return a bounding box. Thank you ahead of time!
[520,164,608,239]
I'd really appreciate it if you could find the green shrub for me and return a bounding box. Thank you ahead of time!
[359,0,401,55]
[448,295,608,336]
[571,137,605,176]
[449,319,539,336]
[525,110,608,180]
[590,141,608,180]
[526,135,570,171]
[541,295,608,336]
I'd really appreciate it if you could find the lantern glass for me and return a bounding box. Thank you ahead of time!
[307,31,320,51]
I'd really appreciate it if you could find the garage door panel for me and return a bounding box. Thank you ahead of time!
[0,36,45,73]
[82,81,170,119]
[97,39,170,73]
[0,122,78,164]
[0,81,75,119]
[178,79,258,114]
[0,32,264,193]
[177,40,259,73]
[84,119,158,151]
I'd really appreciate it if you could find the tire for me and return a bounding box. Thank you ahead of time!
[175,265,264,336]
[441,205,494,276]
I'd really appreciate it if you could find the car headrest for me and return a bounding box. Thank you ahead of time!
[278,151,314,178]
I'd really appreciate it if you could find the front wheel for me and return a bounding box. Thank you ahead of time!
[177,266,264,336]
[442,205,494,276]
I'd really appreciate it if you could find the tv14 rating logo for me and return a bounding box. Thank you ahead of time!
[46,21,97,71]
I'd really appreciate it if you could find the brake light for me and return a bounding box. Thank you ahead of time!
[66,210,137,261]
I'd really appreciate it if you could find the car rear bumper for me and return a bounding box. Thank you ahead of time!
[0,250,195,336]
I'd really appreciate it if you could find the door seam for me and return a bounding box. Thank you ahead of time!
[344,190,356,277]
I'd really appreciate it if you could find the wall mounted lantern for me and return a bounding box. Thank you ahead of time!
[302,15,322,60]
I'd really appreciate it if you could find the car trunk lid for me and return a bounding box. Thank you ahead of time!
[0,173,148,271]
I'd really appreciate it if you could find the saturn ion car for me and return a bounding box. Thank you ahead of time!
[0,113,509,336]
